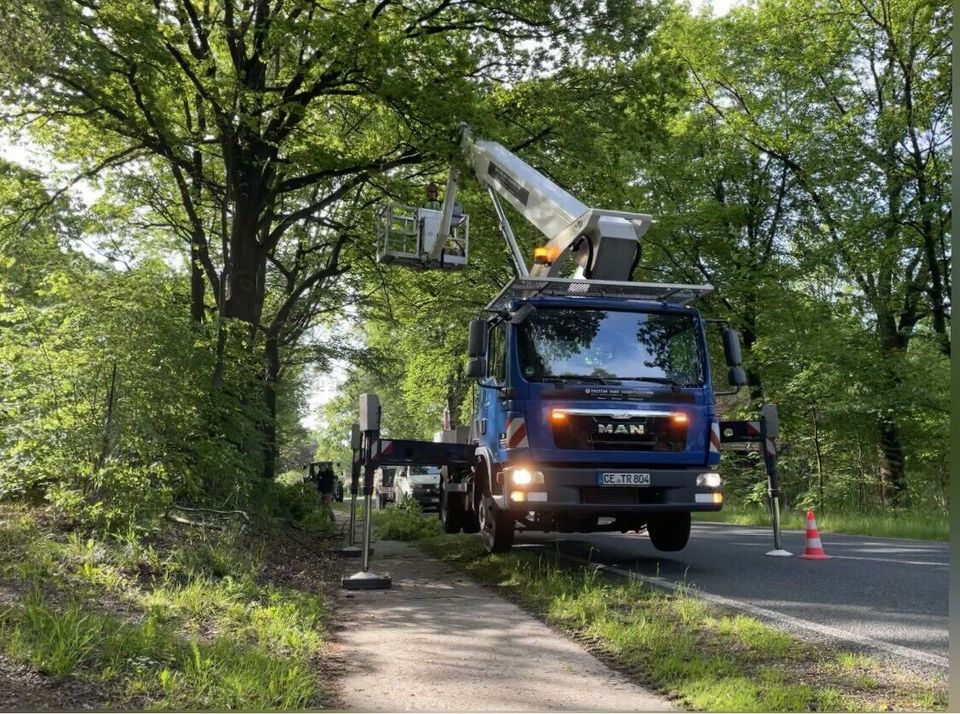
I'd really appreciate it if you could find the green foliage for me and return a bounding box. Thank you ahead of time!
[374,499,443,541]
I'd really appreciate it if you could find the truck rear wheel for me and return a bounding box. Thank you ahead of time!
[479,494,514,553]
[646,512,691,551]
[440,485,464,533]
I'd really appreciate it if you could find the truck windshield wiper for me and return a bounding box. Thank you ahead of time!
[545,374,621,385]
[623,376,697,388]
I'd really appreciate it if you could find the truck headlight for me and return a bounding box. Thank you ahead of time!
[508,468,544,485]
[697,472,723,489]
[512,468,533,485]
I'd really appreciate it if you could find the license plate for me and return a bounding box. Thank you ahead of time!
[597,472,651,487]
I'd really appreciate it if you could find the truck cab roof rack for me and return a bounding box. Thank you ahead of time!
[483,276,714,313]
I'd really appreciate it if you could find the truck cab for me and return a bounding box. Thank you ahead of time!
[449,278,740,553]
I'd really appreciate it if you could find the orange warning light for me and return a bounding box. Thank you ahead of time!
[533,247,551,265]
[551,410,567,422]
[672,413,689,425]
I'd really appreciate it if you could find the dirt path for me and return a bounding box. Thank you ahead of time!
[0,652,105,711]
[332,540,674,712]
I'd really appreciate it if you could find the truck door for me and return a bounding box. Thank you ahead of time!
[478,321,508,462]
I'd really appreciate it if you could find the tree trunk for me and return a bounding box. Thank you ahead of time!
[877,417,907,507]
[225,159,269,323]
[262,330,281,480]
[876,303,909,507]
[811,404,824,514]
[190,242,206,323]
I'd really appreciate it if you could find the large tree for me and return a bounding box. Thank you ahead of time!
[669,0,951,505]
[4,0,632,476]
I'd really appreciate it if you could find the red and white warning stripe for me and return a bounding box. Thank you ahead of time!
[505,417,529,448]
[709,421,721,453]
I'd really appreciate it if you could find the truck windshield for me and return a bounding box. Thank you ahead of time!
[517,308,704,386]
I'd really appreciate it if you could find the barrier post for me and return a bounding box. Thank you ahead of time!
[342,394,392,589]
[761,404,791,557]
[335,424,365,558]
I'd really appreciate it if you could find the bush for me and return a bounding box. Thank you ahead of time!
[256,476,333,532]
[374,498,442,541]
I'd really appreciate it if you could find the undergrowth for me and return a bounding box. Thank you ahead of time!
[373,498,442,541]
[0,498,335,710]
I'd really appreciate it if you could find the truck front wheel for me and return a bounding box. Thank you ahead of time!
[479,495,514,553]
[646,512,691,551]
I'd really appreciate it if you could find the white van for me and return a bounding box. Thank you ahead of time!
[395,465,441,512]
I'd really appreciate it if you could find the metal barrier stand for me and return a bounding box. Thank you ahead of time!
[334,424,365,558]
[342,396,392,589]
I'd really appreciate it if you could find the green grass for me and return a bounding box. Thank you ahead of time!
[694,503,948,541]
[420,535,947,712]
[371,498,443,541]
[0,504,334,709]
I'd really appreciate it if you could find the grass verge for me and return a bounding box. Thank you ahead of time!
[0,502,339,710]
[371,498,442,541]
[420,534,947,712]
[694,503,948,541]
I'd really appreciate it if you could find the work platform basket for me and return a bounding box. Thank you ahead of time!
[375,203,469,270]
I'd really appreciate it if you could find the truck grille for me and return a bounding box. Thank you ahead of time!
[553,415,686,452]
[580,487,664,505]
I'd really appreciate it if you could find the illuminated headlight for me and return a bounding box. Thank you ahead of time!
[512,468,533,485]
[697,472,723,489]
[508,468,544,486]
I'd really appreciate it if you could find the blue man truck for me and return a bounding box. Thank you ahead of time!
[375,127,759,554]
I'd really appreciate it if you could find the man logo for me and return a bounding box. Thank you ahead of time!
[598,423,645,435]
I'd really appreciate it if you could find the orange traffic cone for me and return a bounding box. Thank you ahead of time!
[800,510,829,560]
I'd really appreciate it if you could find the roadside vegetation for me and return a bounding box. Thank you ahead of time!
[694,504,949,541]
[420,533,947,712]
[0,490,339,710]
[372,498,443,541]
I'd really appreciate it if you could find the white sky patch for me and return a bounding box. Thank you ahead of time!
[694,0,743,16]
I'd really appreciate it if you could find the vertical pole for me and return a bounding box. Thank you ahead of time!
[342,394,390,589]
[348,452,359,546]
[761,404,791,557]
[360,430,373,572]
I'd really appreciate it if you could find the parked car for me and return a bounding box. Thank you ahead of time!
[396,466,441,512]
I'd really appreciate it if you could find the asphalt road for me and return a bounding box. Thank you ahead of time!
[514,522,949,670]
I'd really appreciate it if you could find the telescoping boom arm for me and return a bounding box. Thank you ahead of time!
[432,126,653,282]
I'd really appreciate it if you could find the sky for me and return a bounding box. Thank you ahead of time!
[2,0,745,434]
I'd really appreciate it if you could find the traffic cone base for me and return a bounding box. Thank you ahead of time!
[800,510,829,560]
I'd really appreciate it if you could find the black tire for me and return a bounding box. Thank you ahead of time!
[646,512,691,552]
[440,484,465,533]
[479,494,514,553]
[461,507,480,534]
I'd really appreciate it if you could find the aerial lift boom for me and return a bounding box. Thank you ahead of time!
[378,125,654,282]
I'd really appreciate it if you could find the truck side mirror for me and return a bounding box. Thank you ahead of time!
[467,319,487,358]
[466,357,486,379]
[722,328,743,366]
[350,423,362,450]
[728,366,747,387]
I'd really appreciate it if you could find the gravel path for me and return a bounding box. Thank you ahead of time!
[332,540,673,712]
